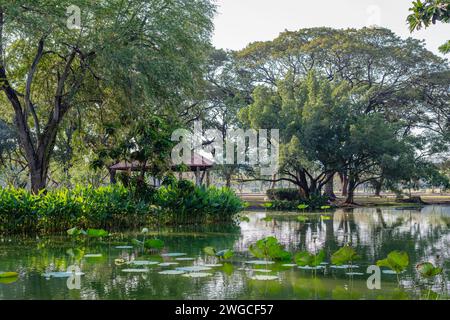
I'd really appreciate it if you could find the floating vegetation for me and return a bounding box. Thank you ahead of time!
[129,261,159,266]
[330,265,360,269]
[282,264,297,267]
[382,270,406,275]
[158,262,179,267]
[297,215,309,222]
[161,253,187,257]
[177,266,212,272]
[182,272,213,278]
[249,236,291,261]
[144,239,165,250]
[121,269,150,273]
[203,247,234,260]
[115,246,133,249]
[114,259,126,266]
[42,271,85,278]
[203,264,223,267]
[298,266,325,270]
[158,270,185,275]
[250,275,279,281]
[345,272,365,276]
[252,269,273,273]
[0,272,19,278]
[244,260,276,265]
[175,257,196,261]
[84,254,102,258]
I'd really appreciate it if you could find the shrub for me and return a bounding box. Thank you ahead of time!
[0,180,244,234]
[266,188,303,201]
[154,179,243,224]
[269,195,330,211]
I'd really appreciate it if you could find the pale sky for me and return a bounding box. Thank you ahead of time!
[212,0,450,55]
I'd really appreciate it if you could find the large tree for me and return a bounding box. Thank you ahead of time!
[0,0,215,193]
[236,27,449,198]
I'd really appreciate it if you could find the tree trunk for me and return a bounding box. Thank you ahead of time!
[324,173,336,200]
[374,178,383,197]
[340,172,349,197]
[345,178,356,204]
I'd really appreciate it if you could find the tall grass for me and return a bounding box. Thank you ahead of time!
[0,181,243,234]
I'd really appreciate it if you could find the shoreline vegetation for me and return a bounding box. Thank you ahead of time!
[240,192,450,211]
[0,179,243,235]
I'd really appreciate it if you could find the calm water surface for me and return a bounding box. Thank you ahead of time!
[1,205,450,300]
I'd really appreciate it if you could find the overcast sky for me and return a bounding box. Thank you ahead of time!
[212,0,449,55]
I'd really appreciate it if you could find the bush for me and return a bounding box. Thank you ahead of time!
[154,179,243,224]
[0,181,244,234]
[269,195,330,211]
[267,188,303,201]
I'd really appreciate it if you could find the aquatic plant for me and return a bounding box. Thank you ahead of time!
[295,250,325,268]
[297,215,309,222]
[144,239,165,250]
[331,246,360,266]
[416,262,443,278]
[249,236,291,261]
[261,202,273,209]
[203,247,234,260]
[376,251,409,283]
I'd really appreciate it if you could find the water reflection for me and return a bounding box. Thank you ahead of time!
[0,205,449,300]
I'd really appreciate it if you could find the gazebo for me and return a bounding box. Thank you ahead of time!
[109,153,214,186]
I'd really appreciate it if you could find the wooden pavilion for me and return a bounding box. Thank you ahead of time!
[109,153,214,186]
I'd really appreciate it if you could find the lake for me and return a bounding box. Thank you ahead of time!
[1,205,450,300]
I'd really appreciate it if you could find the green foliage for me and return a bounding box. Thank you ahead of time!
[295,250,325,267]
[1,181,243,234]
[144,239,165,250]
[0,272,19,278]
[203,247,234,260]
[267,188,303,201]
[376,251,410,274]
[86,229,109,238]
[154,179,243,224]
[261,202,273,208]
[331,246,360,266]
[249,236,291,261]
[267,195,330,211]
[416,262,443,278]
[297,215,309,222]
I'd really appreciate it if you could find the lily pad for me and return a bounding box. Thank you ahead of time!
[346,272,365,276]
[203,264,223,267]
[121,269,149,273]
[330,264,360,269]
[250,275,279,281]
[129,260,159,266]
[282,264,297,267]
[252,269,273,273]
[244,260,275,265]
[161,253,187,257]
[382,269,406,275]
[158,262,179,267]
[115,246,133,249]
[84,254,102,258]
[42,271,85,278]
[297,265,325,270]
[182,272,213,278]
[177,266,212,272]
[158,270,185,275]
[0,272,19,278]
[175,257,196,261]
